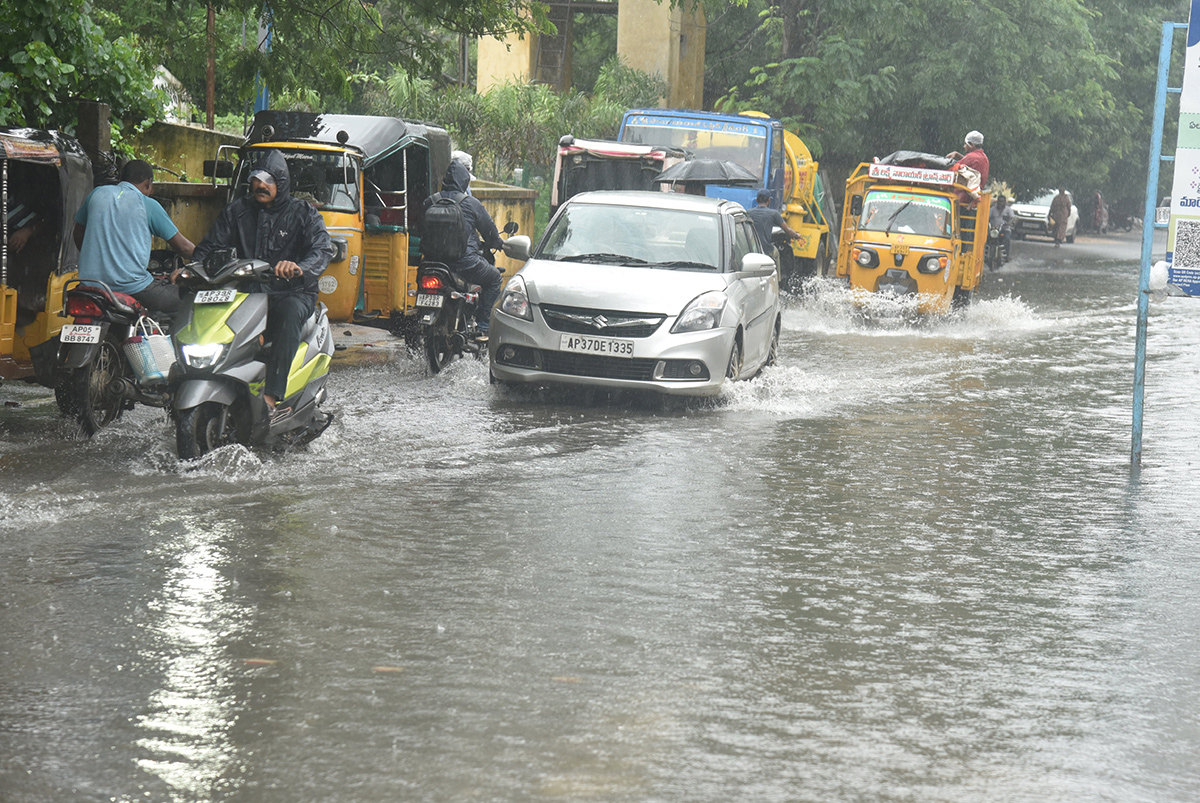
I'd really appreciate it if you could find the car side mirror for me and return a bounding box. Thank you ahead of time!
[501,235,532,262]
[850,195,863,217]
[741,252,777,275]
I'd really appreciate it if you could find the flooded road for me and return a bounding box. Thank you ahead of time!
[3,231,1200,801]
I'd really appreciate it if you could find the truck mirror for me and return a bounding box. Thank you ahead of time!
[204,160,235,179]
[850,195,863,217]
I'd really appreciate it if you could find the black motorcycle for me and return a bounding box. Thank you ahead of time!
[415,222,528,374]
[55,252,179,435]
[984,224,1010,272]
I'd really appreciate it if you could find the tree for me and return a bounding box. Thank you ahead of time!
[0,0,162,129]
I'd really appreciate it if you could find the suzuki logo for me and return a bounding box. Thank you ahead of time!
[590,315,609,330]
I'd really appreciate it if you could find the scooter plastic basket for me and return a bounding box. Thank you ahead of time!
[123,315,176,384]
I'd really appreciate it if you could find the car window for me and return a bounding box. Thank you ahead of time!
[536,203,723,270]
[732,219,757,270]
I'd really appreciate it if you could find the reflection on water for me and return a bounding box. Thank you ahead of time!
[4,252,1200,801]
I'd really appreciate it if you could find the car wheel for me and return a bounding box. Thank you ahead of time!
[726,337,743,381]
[764,318,780,369]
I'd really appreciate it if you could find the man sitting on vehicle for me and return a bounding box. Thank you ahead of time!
[989,194,1015,257]
[746,189,800,254]
[73,159,195,320]
[946,130,989,205]
[422,159,504,339]
[193,149,335,418]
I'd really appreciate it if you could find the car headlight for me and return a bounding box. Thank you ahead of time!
[180,342,227,369]
[672,291,727,333]
[498,275,532,321]
[916,253,949,274]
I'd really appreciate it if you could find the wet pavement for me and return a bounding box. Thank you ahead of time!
[3,227,1200,802]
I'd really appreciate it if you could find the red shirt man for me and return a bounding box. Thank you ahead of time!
[947,130,989,204]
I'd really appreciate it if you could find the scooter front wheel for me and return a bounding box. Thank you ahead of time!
[176,401,238,460]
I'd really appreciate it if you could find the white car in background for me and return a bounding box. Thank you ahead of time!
[489,191,781,396]
[1011,190,1079,242]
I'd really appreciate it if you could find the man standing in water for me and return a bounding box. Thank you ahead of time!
[1050,188,1073,246]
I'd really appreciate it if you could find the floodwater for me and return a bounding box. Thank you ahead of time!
[2,232,1199,802]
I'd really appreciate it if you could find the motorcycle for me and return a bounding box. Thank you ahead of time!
[984,224,1010,272]
[170,250,334,460]
[55,251,180,435]
[415,222,530,374]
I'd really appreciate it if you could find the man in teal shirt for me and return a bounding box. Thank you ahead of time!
[73,160,194,315]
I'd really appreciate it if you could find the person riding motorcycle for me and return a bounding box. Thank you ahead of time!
[72,159,196,322]
[192,149,334,418]
[989,194,1015,260]
[422,159,504,340]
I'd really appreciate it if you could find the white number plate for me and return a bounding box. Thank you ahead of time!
[416,293,444,308]
[559,333,634,358]
[60,324,101,344]
[195,288,236,304]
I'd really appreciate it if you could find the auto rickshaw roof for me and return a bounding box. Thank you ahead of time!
[0,127,89,164]
[246,111,407,163]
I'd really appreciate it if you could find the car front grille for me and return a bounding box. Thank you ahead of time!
[539,350,659,380]
[540,304,665,338]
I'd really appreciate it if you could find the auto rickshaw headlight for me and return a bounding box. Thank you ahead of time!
[917,254,948,274]
[853,247,879,268]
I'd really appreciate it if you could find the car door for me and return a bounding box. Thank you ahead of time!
[730,213,775,367]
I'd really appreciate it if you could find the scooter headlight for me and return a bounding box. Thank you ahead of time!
[181,342,227,369]
[498,275,533,321]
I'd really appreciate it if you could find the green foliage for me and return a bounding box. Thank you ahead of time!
[0,0,162,129]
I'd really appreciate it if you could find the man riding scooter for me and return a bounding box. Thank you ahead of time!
[989,194,1015,265]
[192,149,334,421]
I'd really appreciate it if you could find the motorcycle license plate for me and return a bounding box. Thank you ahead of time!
[60,324,101,344]
[195,288,237,304]
[559,334,634,358]
[416,293,444,308]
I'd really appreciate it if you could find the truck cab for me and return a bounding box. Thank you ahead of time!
[836,160,990,314]
[617,108,837,285]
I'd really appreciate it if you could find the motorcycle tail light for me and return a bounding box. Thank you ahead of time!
[419,275,443,292]
[65,296,104,318]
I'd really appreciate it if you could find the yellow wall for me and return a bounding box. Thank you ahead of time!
[477,34,537,93]
[616,0,706,109]
[149,182,230,248]
[131,121,242,183]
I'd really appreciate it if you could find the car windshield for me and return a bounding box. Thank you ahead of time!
[859,191,952,238]
[537,203,723,271]
[1029,192,1059,206]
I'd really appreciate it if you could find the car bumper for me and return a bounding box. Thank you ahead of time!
[489,310,737,396]
[1013,217,1049,235]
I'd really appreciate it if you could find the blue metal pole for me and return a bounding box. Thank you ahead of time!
[1132,22,1184,465]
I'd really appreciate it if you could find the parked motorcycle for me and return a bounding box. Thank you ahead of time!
[55,252,180,435]
[171,250,334,460]
[415,222,530,374]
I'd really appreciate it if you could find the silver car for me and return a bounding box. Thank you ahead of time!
[489,191,781,396]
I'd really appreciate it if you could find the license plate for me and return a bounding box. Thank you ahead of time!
[891,243,909,255]
[60,324,101,344]
[416,293,444,308]
[559,333,634,358]
[195,288,236,304]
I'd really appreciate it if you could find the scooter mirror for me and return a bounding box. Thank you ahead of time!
[503,221,519,236]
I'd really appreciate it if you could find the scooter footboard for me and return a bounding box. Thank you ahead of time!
[174,378,238,411]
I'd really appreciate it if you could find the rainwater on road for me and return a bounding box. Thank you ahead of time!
[2,230,1199,802]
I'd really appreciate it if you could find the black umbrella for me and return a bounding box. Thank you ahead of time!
[652,158,759,186]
